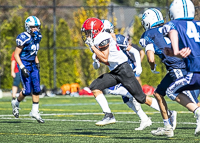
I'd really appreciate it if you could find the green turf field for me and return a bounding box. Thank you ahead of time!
[0,95,199,143]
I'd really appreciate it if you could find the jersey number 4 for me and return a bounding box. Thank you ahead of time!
[186,21,200,42]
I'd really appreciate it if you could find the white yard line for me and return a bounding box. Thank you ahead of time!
[0,111,196,125]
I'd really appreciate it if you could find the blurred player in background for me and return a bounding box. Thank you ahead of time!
[11,51,21,100]
[162,0,200,136]
[127,34,145,86]
[11,16,44,123]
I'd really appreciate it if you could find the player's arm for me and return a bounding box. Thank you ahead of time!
[35,56,39,63]
[11,59,16,78]
[91,40,109,64]
[14,46,23,67]
[14,46,30,78]
[168,30,191,58]
[35,56,40,71]
[127,45,141,66]
[127,45,142,75]
[145,44,159,74]
[146,50,155,70]
[140,50,145,62]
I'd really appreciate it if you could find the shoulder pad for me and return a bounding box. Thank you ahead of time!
[16,32,31,46]
[99,39,110,47]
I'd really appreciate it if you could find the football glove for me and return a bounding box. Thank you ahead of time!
[93,61,100,69]
[85,38,94,53]
[92,53,100,69]
[151,64,159,74]
[20,65,30,78]
[133,66,142,75]
[36,63,40,71]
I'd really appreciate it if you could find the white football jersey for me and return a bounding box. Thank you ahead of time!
[94,32,128,71]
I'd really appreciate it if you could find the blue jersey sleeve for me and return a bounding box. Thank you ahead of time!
[16,32,31,47]
[162,21,177,36]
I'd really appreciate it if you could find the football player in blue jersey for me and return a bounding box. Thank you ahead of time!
[140,7,200,137]
[11,16,44,123]
[161,0,200,136]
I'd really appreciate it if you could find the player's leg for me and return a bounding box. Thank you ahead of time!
[122,96,152,130]
[29,63,44,123]
[166,72,200,136]
[11,64,31,118]
[11,72,21,100]
[90,73,118,126]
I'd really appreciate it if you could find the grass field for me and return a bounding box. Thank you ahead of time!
[0,95,200,143]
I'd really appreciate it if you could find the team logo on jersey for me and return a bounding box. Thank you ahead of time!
[20,35,26,39]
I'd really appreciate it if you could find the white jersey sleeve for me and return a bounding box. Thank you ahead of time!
[94,32,128,71]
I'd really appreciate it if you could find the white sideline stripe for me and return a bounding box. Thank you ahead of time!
[0,117,196,125]
[0,111,192,117]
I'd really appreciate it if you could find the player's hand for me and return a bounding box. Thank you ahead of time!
[133,66,142,75]
[36,63,40,71]
[11,71,16,78]
[164,47,174,57]
[20,65,30,78]
[151,64,159,74]
[179,47,191,58]
[85,38,94,52]
[93,61,100,69]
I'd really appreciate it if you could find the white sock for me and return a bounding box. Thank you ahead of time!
[126,100,149,121]
[194,107,200,116]
[163,118,171,126]
[137,109,149,121]
[150,98,160,111]
[95,94,111,113]
[32,103,39,113]
[15,98,20,107]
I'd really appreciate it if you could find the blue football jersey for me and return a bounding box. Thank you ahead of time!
[163,20,200,72]
[16,32,42,61]
[140,26,186,71]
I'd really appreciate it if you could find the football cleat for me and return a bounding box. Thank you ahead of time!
[169,110,177,130]
[29,111,45,123]
[151,125,174,137]
[95,112,116,126]
[11,100,19,118]
[135,118,152,130]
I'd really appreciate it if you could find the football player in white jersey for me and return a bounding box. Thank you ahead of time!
[81,17,160,126]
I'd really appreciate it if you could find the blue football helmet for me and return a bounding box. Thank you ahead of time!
[25,16,41,33]
[116,34,128,50]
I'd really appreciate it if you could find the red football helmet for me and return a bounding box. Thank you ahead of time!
[81,17,104,42]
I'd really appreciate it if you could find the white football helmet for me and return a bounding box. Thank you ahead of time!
[169,0,195,20]
[101,19,114,33]
[141,8,164,31]
[25,16,41,33]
